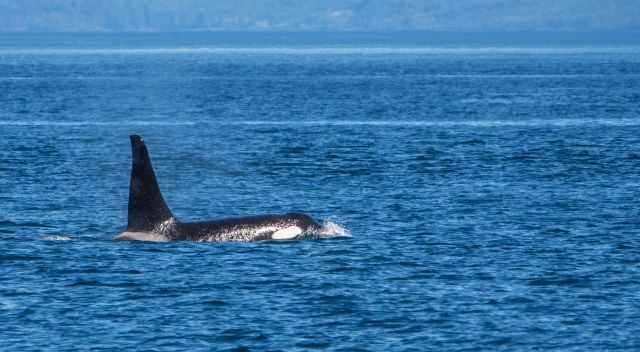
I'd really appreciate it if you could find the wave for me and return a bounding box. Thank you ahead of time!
[1,46,639,55]
[2,118,640,128]
[0,120,197,126]
[229,118,640,128]
[3,73,636,81]
[41,235,72,241]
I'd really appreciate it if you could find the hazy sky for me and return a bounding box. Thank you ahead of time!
[1,0,639,32]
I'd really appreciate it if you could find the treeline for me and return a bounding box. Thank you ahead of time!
[0,0,638,32]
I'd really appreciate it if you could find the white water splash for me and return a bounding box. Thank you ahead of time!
[41,235,72,241]
[113,231,169,242]
[317,220,352,239]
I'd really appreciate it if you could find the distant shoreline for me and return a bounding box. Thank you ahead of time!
[0,31,639,49]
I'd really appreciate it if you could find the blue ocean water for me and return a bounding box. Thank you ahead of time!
[1,33,640,351]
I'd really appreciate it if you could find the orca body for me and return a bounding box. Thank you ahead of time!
[115,135,322,242]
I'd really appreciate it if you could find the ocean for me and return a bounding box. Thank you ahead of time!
[1,32,640,351]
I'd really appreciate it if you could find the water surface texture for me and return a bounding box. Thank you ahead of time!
[1,34,640,351]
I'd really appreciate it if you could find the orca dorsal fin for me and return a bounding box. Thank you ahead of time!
[127,135,174,231]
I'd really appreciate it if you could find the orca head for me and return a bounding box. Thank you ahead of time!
[287,212,323,233]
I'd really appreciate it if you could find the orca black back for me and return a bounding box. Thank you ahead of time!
[127,135,174,232]
[118,135,324,242]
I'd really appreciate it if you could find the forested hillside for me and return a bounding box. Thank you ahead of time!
[0,0,638,32]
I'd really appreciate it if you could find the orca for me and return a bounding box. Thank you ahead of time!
[115,135,323,242]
